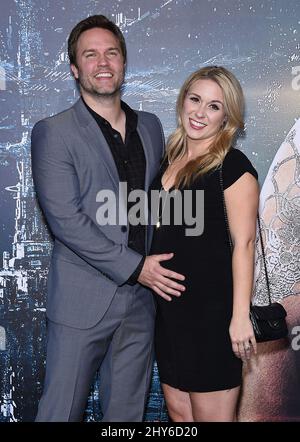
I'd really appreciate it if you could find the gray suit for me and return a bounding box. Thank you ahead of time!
[31,98,164,421]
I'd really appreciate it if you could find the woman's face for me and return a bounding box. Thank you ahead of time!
[181,78,227,150]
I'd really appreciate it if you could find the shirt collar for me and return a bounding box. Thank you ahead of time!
[82,97,138,133]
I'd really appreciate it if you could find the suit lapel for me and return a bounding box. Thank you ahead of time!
[74,98,155,193]
[137,119,156,251]
[137,120,154,192]
[72,99,155,243]
[73,98,120,188]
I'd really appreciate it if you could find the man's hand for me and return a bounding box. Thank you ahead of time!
[138,253,185,301]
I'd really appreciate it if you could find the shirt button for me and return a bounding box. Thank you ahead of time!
[113,133,118,138]
[121,226,127,233]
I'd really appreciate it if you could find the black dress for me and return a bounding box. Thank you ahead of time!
[150,148,258,392]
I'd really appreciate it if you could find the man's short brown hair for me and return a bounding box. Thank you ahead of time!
[68,15,127,66]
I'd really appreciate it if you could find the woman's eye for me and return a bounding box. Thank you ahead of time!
[190,96,199,102]
[210,104,219,111]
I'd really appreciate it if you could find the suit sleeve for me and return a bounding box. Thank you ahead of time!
[31,120,142,286]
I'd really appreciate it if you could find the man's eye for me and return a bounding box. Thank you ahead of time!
[86,53,95,58]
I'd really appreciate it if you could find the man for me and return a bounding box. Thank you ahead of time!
[31,15,185,422]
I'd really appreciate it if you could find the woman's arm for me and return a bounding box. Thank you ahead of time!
[225,172,259,360]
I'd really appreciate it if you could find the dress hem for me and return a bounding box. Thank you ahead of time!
[159,378,242,393]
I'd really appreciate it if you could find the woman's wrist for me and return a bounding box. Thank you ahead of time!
[232,306,251,320]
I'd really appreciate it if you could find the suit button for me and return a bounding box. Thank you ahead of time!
[121,226,127,233]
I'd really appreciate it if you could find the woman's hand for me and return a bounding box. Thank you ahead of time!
[229,315,257,360]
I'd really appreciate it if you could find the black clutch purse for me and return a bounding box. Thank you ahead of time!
[219,167,288,343]
[249,303,288,343]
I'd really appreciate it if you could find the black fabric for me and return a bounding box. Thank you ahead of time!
[126,256,146,286]
[150,148,258,392]
[222,148,258,189]
[250,303,288,342]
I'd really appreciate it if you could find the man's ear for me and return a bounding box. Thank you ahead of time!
[70,64,79,79]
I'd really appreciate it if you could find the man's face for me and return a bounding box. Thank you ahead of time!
[71,27,125,98]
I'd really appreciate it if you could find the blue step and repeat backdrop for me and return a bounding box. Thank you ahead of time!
[0,0,299,422]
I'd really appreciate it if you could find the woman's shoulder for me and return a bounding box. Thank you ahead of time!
[222,148,258,189]
[224,147,253,164]
[223,148,258,174]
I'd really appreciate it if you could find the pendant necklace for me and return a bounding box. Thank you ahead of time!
[156,186,169,229]
[156,161,177,229]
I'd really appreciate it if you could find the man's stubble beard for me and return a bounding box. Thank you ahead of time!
[82,83,123,99]
[78,72,125,100]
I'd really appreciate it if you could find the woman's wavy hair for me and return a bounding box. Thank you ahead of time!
[167,66,245,188]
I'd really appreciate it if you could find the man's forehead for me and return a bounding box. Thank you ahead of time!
[78,28,120,47]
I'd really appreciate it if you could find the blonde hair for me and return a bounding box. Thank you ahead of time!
[167,66,245,188]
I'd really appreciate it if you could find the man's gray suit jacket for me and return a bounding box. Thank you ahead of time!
[31,98,164,329]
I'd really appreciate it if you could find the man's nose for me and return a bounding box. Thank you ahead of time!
[96,54,109,66]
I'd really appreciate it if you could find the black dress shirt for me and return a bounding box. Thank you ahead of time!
[83,99,146,284]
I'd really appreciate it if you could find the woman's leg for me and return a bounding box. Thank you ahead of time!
[190,386,240,422]
[162,382,240,422]
[161,383,194,422]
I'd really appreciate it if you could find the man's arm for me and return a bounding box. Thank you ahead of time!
[31,119,142,286]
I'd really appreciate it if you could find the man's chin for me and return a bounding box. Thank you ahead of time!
[85,87,121,99]
[96,90,120,98]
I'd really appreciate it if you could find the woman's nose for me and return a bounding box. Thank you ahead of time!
[195,105,206,118]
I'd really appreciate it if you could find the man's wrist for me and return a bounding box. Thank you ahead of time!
[126,256,146,285]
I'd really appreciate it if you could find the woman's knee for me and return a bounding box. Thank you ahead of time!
[162,384,193,422]
[167,401,193,422]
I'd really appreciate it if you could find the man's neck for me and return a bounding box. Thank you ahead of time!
[81,91,123,128]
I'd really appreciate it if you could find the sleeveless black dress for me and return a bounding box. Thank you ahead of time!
[150,148,258,392]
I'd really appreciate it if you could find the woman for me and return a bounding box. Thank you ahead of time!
[239,118,300,421]
[150,66,259,422]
